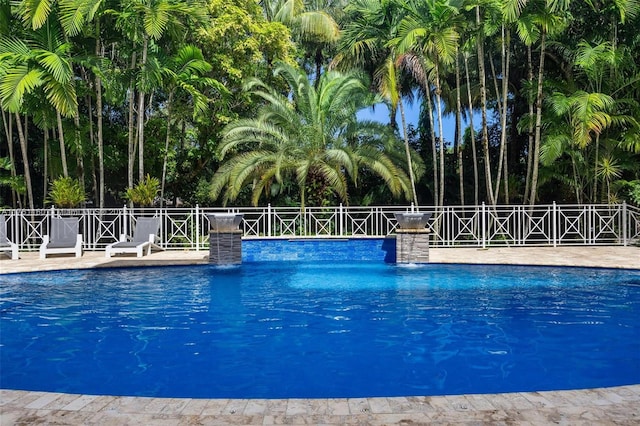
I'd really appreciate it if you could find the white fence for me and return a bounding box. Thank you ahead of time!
[2,203,639,251]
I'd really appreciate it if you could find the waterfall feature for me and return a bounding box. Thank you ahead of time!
[394,212,432,264]
[207,214,244,265]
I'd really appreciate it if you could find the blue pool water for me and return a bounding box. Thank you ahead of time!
[1,262,639,399]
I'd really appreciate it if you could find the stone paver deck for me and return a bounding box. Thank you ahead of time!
[1,246,639,425]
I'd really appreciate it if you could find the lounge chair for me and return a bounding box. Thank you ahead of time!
[105,217,162,258]
[40,217,83,259]
[0,214,19,260]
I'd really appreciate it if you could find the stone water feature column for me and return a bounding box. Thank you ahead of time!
[394,212,432,264]
[207,213,244,265]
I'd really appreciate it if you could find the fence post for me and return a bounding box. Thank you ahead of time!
[196,204,200,251]
[553,202,557,247]
[482,202,486,249]
[123,204,128,238]
[268,203,272,237]
[622,201,628,246]
[339,203,344,236]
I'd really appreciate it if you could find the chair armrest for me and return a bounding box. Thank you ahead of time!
[39,235,50,259]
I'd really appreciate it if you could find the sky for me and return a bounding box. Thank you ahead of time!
[357,100,470,145]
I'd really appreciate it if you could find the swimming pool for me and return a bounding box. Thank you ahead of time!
[1,262,639,399]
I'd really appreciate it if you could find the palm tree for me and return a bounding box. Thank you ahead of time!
[158,45,224,206]
[211,62,412,207]
[542,90,615,202]
[59,0,108,208]
[261,0,341,84]
[461,43,479,205]
[0,15,79,208]
[394,0,461,207]
[332,0,419,206]
[115,0,207,182]
[522,0,568,205]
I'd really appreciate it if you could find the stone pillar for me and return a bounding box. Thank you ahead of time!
[207,213,244,265]
[393,212,432,264]
[396,229,430,263]
[209,231,242,265]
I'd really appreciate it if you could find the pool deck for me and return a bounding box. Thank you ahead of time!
[1,246,639,425]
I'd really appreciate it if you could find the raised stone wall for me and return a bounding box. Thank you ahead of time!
[209,231,242,265]
[396,230,430,263]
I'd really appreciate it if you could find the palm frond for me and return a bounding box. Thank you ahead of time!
[0,66,44,112]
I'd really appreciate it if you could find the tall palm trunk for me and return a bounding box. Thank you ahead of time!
[592,134,600,202]
[528,30,547,206]
[399,99,418,206]
[137,36,149,181]
[476,6,494,205]
[127,51,137,189]
[523,44,534,205]
[73,114,85,194]
[455,49,464,205]
[494,26,510,204]
[425,88,439,206]
[85,85,98,204]
[161,91,174,207]
[464,54,479,206]
[96,30,105,209]
[43,128,48,205]
[434,62,446,208]
[15,113,34,209]
[56,111,69,177]
[2,110,20,207]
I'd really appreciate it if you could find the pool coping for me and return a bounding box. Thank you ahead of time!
[1,246,639,425]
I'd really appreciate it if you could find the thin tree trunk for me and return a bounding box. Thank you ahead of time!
[592,133,600,202]
[43,128,48,205]
[15,113,34,209]
[399,99,418,206]
[476,6,495,205]
[96,30,105,209]
[56,111,69,177]
[529,30,547,206]
[464,54,479,206]
[137,36,149,181]
[161,92,174,207]
[128,51,137,189]
[86,90,98,205]
[571,155,581,203]
[524,44,534,205]
[73,114,85,194]
[425,88,438,206]
[489,54,503,118]
[2,110,20,207]
[494,26,510,204]
[434,62,446,208]
[455,49,464,205]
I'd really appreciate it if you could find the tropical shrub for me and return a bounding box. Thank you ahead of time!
[48,177,86,208]
[125,175,160,207]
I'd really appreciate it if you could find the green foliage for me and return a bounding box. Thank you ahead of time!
[210,62,415,208]
[617,180,640,206]
[48,177,86,208]
[631,182,640,206]
[0,157,24,192]
[125,174,160,207]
